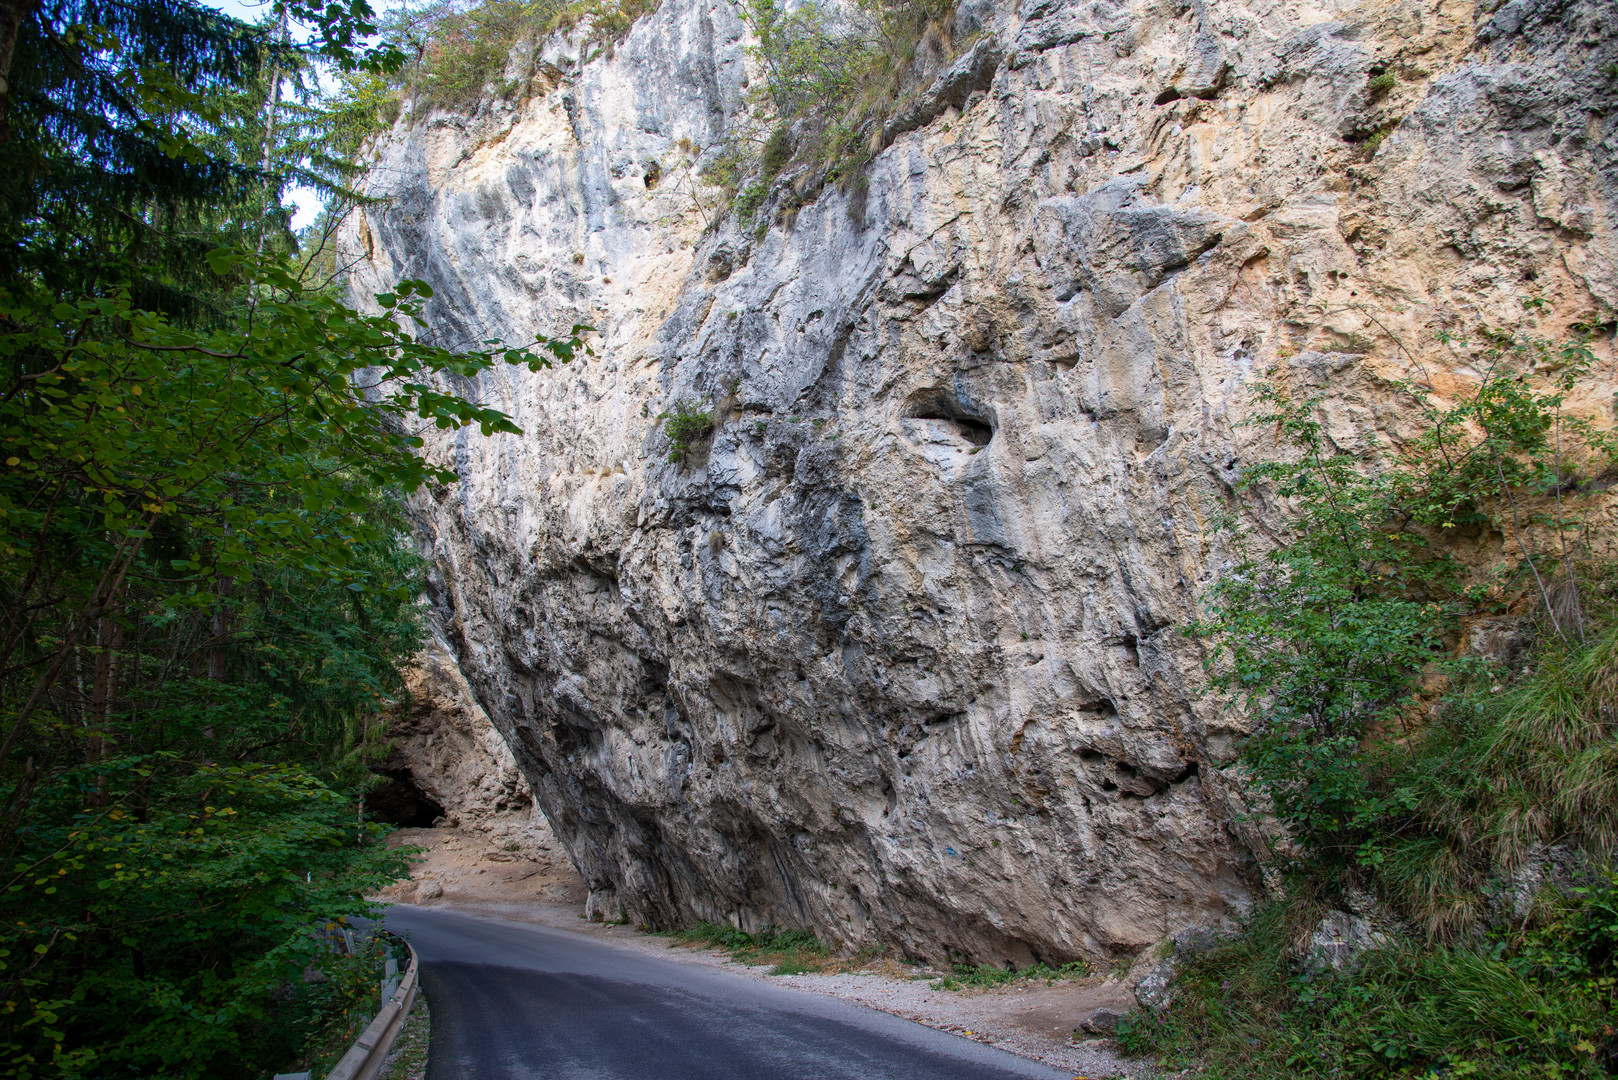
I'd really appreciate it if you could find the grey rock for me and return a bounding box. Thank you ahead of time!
[1134,959,1179,1011]
[1172,926,1222,957]
[340,0,1618,966]
[1466,618,1533,669]
[382,637,533,827]
[1488,844,1596,922]
[1301,910,1390,975]
[881,38,1003,147]
[414,879,444,901]
[1080,1006,1127,1034]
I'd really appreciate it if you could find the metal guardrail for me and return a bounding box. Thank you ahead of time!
[323,936,421,1080]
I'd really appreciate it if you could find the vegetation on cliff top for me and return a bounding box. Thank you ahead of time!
[341,0,662,114]
[1124,322,1618,1078]
[334,0,965,230]
[709,0,962,229]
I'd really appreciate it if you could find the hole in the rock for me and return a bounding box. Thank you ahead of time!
[1153,87,1182,105]
[902,388,996,446]
[643,160,662,189]
[364,769,445,827]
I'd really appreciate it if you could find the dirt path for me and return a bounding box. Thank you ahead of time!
[378,821,1156,1079]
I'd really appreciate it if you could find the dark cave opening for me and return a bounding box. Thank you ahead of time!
[364,768,446,827]
[902,388,996,446]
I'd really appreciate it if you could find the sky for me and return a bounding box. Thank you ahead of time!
[203,0,332,230]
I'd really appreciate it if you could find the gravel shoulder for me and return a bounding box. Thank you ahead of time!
[377,822,1156,1078]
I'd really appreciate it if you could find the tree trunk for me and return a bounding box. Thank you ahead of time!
[0,0,36,146]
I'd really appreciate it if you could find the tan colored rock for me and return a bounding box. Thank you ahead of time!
[380,636,531,827]
[341,0,1618,965]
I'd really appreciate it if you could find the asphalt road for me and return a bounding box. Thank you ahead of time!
[381,905,1072,1080]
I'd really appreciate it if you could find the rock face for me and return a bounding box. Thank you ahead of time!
[342,0,1617,963]
[376,637,534,827]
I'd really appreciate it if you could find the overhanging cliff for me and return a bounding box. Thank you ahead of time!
[341,0,1616,963]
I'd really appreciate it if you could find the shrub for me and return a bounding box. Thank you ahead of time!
[658,398,715,464]
[1133,323,1618,1076]
[361,0,662,112]
[1202,327,1611,862]
[1123,885,1618,1078]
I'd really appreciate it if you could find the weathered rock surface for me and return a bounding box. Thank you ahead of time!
[1133,958,1179,1011]
[377,636,533,827]
[1299,909,1392,975]
[342,0,1617,964]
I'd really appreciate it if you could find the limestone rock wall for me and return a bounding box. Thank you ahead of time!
[380,636,534,826]
[343,0,1617,962]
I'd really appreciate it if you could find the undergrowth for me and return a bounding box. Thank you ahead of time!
[334,0,959,227]
[1119,887,1618,1078]
[931,959,1089,990]
[663,922,837,975]
[1123,319,1618,1077]
[343,0,663,114]
[663,922,1091,987]
[281,933,400,1077]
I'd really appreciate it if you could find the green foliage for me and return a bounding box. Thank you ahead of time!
[760,125,793,180]
[1354,622,1618,940]
[658,399,716,464]
[1129,325,1618,1076]
[670,921,756,949]
[0,248,584,1078]
[715,0,956,220]
[2,0,404,319]
[362,0,661,112]
[1201,328,1610,858]
[0,2,587,1075]
[666,922,836,974]
[1119,886,1618,1078]
[931,959,1088,990]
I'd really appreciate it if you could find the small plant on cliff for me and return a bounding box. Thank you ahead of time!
[658,398,716,465]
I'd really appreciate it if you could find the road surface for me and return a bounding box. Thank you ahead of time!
[382,905,1074,1080]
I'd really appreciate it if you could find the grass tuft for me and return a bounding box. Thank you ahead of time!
[932,959,1089,990]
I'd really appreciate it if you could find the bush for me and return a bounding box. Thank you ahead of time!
[658,399,715,464]
[1135,324,1618,1076]
[365,0,662,112]
[1202,327,1611,863]
[1122,886,1618,1078]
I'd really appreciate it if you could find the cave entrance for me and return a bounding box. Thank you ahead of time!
[364,768,446,827]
